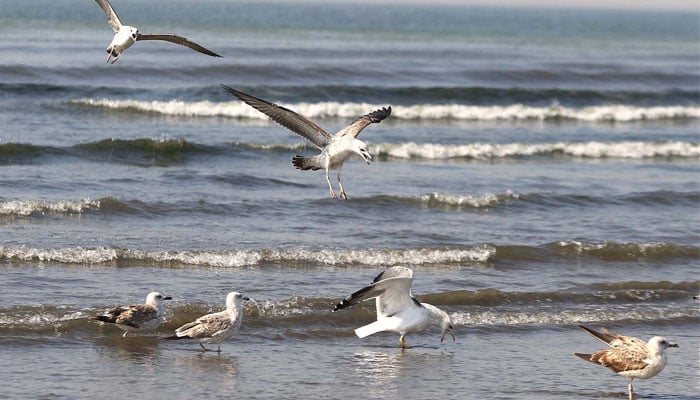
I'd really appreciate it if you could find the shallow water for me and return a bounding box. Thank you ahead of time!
[1,1,699,399]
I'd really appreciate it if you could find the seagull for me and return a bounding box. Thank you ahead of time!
[89,291,172,337]
[574,325,678,400]
[161,292,248,352]
[221,85,391,199]
[332,266,454,348]
[94,0,222,63]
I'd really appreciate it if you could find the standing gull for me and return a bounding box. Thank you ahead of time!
[333,266,454,348]
[94,0,222,63]
[221,85,391,199]
[161,292,248,352]
[574,325,678,400]
[89,291,172,337]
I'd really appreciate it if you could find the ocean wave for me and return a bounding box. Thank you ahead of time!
[0,245,496,267]
[372,141,700,159]
[554,240,700,261]
[68,98,700,122]
[0,198,101,217]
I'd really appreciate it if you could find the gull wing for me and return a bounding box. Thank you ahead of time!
[136,34,222,57]
[116,304,157,328]
[94,0,123,32]
[577,347,650,373]
[335,106,391,139]
[578,325,647,349]
[333,266,418,318]
[221,85,332,150]
[176,311,231,339]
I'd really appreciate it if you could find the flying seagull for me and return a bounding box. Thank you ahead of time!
[221,85,391,199]
[574,325,678,400]
[89,291,172,337]
[161,292,248,352]
[94,0,222,63]
[333,266,454,348]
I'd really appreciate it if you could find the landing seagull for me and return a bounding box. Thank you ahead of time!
[221,85,391,199]
[161,292,248,352]
[94,0,222,63]
[574,325,678,400]
[89,291,172,337]
[333,266,454,348]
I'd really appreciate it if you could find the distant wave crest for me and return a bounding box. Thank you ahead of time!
[0,198,100,216]
[69,98,700,122]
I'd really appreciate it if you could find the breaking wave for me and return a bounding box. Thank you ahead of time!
[68,98,700,122]
[0,198,101,216]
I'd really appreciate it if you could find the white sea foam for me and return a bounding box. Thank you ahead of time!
[372,141,700,159]
[451,308,690,326]
[410,192,520,208]
[69,98,700,122]
[0,245,495,267]
[0,198,100,216]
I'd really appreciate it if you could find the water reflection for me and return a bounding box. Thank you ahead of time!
[173,353,239,394]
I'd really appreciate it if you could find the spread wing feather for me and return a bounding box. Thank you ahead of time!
[221,85,332,149]
[333,266,418,318]
[335,106,391,138]
[94,0,123,32]
[137,34,222,57]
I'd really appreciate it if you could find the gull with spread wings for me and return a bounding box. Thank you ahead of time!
[222,85,391,199]
[574,325,678,400]
[94,0,222,63]
[333,266,454,348]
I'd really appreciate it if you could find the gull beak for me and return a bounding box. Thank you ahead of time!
[163,296,173,301]
[242,297,251,301]
[668,342,679,348]
[363,152,372,164]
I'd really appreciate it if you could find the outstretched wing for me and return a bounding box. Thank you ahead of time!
[335,106,391,139]
[578,325,647,349]
[333,266,417,318]
[221,85,332,149]
[94,0,122,32]
[136,34,222,57]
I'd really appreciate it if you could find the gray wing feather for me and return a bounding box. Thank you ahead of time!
[137,34,222,57]
[335,106,391,138]
[333,267,416,317]
[221,85,332,149]
[94,0,122,32]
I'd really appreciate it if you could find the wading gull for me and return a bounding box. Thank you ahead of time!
[161,292,248,352]
[221,85,391,199]
[333,266,454,348]
[94,0,222,63]
[89,291,172,337]
[574,325,678,400]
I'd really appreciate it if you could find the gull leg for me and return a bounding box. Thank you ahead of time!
[199,343,209,352]
[325,168,336,199]
[400,335,407,349]
[216,344,222,353]
[337,165,347,200]
[628,381,634,400]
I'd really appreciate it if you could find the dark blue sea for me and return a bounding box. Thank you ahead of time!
[0,1,698,399]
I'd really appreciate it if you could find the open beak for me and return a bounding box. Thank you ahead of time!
[363,152,372,164]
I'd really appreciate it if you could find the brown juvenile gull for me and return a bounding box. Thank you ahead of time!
[574,325,678,400]
[89,291,172,337]
[333,266,454,348]
[221,85,391,199]
[161,292,248,352]
[94,0,222,63]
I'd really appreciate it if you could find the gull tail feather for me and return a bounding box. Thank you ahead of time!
[355,321,385,338]
[159,334,187,341]
[574,353,595,363]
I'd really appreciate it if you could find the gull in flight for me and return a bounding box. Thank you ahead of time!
[221,85,391,199]
[89,291,172,337]
[161,292,248,352]
[574,325,678,400]
[94,0,222,63]
[333,266,455,348]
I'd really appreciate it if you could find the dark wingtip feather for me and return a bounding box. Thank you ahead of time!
[366,106,392,123]
[89,315,115,323]
[158,334,183,341]
[574,353,593,362]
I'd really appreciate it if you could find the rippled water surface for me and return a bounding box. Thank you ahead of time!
[1,1,698,399]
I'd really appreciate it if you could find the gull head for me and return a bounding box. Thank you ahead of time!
[106,27,139,63]
[648,336,678,353]
[226,292,249,309]
[353,139,372,164]
[146,291,172,306]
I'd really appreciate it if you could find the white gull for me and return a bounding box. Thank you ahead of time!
[94,0,222,63]
[574,325,678,400]
[89,291,171,337]
[333,266,454,348]
[221,85,391,199]
[161,291,247,352]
